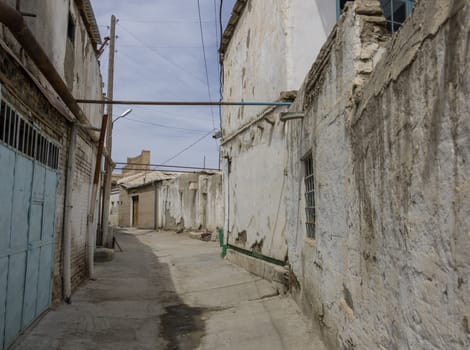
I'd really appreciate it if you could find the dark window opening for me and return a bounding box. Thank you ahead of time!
[304,154,316,239]
[0,101,5,142]
[67,13,76,43]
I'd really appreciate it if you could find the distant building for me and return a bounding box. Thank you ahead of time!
[116,171,224,232]
[111,151,224,232]
[121,149,151,176]
[0,0,103,348]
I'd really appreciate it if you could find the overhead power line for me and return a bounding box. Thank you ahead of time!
[118,23,208,87]
[121,117,211,134]
[115,162,219,171]
[162,129,215,165]
[197,0,216,130]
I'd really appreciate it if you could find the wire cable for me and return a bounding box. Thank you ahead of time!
[197,0,216,130]
[121,117,211,134]
[162,129,215,165]
[118,23,208,87]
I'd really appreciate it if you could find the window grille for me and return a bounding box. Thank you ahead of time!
[0,99,60,170]
[304,154,315,239]
[337,0,416,32]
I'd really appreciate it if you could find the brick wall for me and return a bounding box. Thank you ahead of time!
[0,43,98,303]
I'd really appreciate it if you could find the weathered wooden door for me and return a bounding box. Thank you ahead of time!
[132,196,139,227]
[0,145,58,350]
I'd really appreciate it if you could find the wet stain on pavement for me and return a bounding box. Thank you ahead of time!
[159,303,207,350]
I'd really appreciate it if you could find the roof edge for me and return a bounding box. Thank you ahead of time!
[74,0,102,48]
[219,0,248,60]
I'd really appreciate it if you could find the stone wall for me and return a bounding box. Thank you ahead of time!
[286,0,470,348]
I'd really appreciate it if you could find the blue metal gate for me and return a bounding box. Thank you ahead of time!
[0,144,58,349]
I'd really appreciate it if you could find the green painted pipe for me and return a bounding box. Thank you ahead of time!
[218,229,286,266]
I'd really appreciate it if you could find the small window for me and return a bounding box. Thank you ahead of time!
[67,13,76,43]
[337,0,415,32]
[304,154,315,239]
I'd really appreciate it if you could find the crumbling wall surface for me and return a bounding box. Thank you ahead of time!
[221,0,335,136]
[286,0,470,349]
[224,107,290,261]
[221,0,288,136]
[118,187,131,227]
[159,173,223,231]
[197,174,224,231]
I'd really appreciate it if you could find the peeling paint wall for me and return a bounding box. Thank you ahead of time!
[221,0,336,136]
[118,173,223,232]
[222,107,290,261]
[221,0,336,262]
[159,173,223,232]
[286,0,470,348]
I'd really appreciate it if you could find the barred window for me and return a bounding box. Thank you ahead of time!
[0,99,60,170]
[338,0,416,32]
[304,154,315,239]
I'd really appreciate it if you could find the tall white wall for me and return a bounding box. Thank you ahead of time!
[221,0,336,261]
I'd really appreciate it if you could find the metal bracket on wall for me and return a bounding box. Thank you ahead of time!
[280,112,305,122]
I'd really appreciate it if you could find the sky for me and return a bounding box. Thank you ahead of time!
[90,0,236,171]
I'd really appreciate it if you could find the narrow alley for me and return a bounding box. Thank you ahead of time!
[1,0,469,349]
[12,230,325,350]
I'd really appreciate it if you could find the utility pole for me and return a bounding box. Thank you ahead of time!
[101,15,116,248]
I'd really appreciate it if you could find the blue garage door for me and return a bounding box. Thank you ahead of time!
[0,99,59,350]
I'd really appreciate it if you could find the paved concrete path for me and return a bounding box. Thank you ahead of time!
[14,229,327,350]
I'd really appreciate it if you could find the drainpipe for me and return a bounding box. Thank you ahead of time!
[87,114,108,278]
[0,1,99,142]
[62,123,77,303]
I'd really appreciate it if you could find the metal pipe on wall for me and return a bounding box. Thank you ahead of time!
[76,99,292,107]
[87,114,109,278]
[62,123,78,303]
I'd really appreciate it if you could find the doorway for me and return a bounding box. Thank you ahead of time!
[132,196,139,227]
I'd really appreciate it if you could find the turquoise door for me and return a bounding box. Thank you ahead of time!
[0,144,58,350]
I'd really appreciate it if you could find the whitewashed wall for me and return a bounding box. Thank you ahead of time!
[221,0,336,261]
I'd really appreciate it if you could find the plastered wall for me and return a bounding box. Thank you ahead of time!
[221,0,336,263]
[286,0,470,348]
